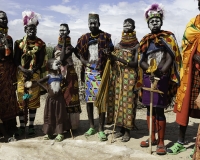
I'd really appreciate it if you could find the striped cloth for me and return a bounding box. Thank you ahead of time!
[17,71,40,109]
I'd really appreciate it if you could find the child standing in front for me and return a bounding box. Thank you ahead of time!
[37,58,71,142]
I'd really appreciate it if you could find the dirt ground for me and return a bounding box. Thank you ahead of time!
[0,94,199,160]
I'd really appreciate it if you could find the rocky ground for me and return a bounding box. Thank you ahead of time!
[0,94,199,160]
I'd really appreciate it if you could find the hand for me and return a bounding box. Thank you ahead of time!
[149,75,155,83]
[65,46,73,55]
[21,68,33,80]
[80,56,89,66]
[153,69,162,78]
[110,54,118,61]
[193,54,200,64]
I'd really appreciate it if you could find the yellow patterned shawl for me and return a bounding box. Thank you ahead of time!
[175,15,200,111]
[136,31,182,105]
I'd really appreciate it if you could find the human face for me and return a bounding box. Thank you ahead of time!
[123,20,134,33]
[148,17,162,33]
[26,24,37,39]
[59,25,69,37]
[0,12,8,29]
[88,18,99,34]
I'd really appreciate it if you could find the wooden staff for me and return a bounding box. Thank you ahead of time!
[110,64,122,144]
[143,58,163,154]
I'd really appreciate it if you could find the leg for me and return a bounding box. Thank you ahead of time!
[121,128,130,142]
[140,106,157,147]
[98,112,107,141]
[14,111,25,137]
[28,109,37,136]
[167,124,188,154]
[87,103,94,129]
[84,103,96,136]
[155,107,166,155]
[0,120,9,142]
[114,127,125,138]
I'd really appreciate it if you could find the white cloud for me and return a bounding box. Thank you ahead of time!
[47,5,79,15]
[2,0,200,47]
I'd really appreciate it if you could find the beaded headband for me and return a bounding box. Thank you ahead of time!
[145,3,164,22]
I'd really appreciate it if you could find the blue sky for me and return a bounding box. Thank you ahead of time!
[1,0,200,46]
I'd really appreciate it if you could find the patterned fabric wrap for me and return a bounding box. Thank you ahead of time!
[193,124,200,160]
[61,65,81,113]
[119,31,139,48]
[17,37,47,78]
[107,48,137,130]
[175,15,200,111]
[85,64,101,102]
[136,30,182,106]
[17,71,40,109]
[0,61,19,121]
[76,30,113,80]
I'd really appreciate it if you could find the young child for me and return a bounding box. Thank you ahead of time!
[37,58,71,142]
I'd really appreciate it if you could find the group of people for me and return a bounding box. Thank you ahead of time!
[1,1,200,159]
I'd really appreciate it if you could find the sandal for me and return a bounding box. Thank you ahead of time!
[28,128,36,137]
[14,128,25,137]
[156,145,167,155]
[121,135,130,142]
[114,132,124,138]
[189,146,196,160]
[84,128,96,136]
[55,134,64,142]
[140,139,157,147]
[44,134,54,140]
[167,142,186,155]
[98,131,108,141]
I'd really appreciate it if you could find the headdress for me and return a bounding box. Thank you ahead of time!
[22,10,40,26]
[88,13,99,22]
[145,3,164,22]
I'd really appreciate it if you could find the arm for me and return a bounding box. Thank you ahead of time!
[32,45,46,73]
[140,53,149,71]
[160,51,173,73]
[37,76,48,91]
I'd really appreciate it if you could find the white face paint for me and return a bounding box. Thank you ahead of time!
[148,17,162,33]
[88,18,99,33]
[51,59,61,70]
[88,18,99,28]
[123,21,133,33]
[59,25,68,37]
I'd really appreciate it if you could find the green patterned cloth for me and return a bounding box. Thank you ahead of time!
[107,48,137,130]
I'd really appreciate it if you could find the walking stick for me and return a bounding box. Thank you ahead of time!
[142,58,163,154]
[110,64,122,144]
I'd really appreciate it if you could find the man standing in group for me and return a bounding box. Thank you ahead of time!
[75,13,114,141]
[14,11,46,137]
[167,0,200,158]
[138,4,182,155]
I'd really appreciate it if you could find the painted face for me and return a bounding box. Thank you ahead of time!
[0,12,8,28]
[26,24,37,38]
[59,25,69,37]
[50,59,61,71]
[148,17,162,33]
[88,18,99,33]
[123,20,134,33]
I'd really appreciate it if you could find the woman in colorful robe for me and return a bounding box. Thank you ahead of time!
[167,0,200,157]
[106,18,139,142]
[0,10,19,139]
